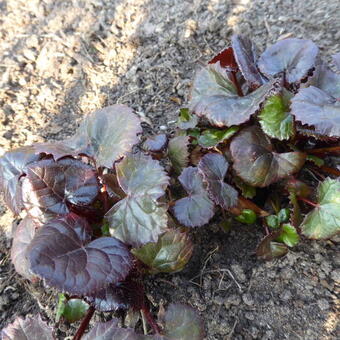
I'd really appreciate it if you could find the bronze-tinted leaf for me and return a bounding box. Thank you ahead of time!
[27,213,133,295]
[172,167,214,227]
[256,231,288,260]
[230,126,306,187]
[143,134,168,152]
[168,136,189,174]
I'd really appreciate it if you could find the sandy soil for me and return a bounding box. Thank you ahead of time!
[0,0,339,339]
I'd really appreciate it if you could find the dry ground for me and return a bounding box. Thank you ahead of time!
[0,0,339,339]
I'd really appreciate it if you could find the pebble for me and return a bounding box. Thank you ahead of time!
[317,298,330,311]
[242,293,254,306]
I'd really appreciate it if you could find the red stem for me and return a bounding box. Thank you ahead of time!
[231,71,243,97]
[298,197,319,208]
[320,165,340,177]
[73,306,95,340]
[306,146,340,155]
[142,306,161,335]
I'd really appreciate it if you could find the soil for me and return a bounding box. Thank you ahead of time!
[0,0,339,339]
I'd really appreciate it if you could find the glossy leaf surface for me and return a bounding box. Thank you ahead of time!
[291,86,340,138]
[143,134,168,152]
[230,126,305,187]
[132,230,193,274]
[68,105,142,168]
[0,146,41,214]
[62,299,89,323]
[106,153,169,247]
[173,167,214,227]
[258,94,294,140]
[256,232,288,260]
[22,158,99,223]
[1,315,54,340]
[208,46,238,71]
[168,136,189,174]
[276,224,299,247]
[198,153,238,209]
[301,178,340,239]
[27,213,133,295]
[258,38,318,83]
[11,216,38,281]
[198,127,238,148]
[231,35,264,88]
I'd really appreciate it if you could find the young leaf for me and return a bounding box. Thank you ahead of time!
[256,231,288,260]
[198,127,239,148]
[230,126,306,187]
[258,94,294,140]
[131,230,193,274]
[265,215,280,229]
[231,35,264,88]
[1,315,54,340]
[172,167,215,227]
[55,293,67,323]
[62,299,89,323]
[86,279,145,312]
[233,176,256,199]
[177,108,198,129]
[306,154,325,167]
[10,216,38,282]
[291,86,340,138]
[168,136,189,174]
[143,134,168,152]
[208,46,238,71]
[0,146,41,214]
[301,178,340,239]
[105,153,169,247]
[277,208,290,224]
[276,224,299,247]
[83,320,142,340]
[198,153,238,209]
[191,77,278,127]
[258,38,319,83]
[67,105,142,168]
[162,303,205,340]
[235,209,257,224]
[22,158,99,223]
[27,213,133,295]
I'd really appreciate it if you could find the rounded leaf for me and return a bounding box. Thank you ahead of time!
[198,127,239,148]
[258,38,319,83]
[27,213,133,295]
[276,224,299,247]
[62,299,89,323]
[143,134,168,152]
[168,136,190,174]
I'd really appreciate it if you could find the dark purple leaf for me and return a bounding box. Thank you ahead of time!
[256,231,288,260]
[27,213,133,295]
[105,153,169,247]
[291,86,340,138]
[101,173,125,200]
[231,35,265,88]
[173,167,214,227]
[86,279,145,312]
[302,63,340,98]
[143,134,168,152]
[258,38,319,83]
[67,105,142,168]
[33,142,78,160]
[191,77,279,127]
[1,315,54,340]
[22,158,99,223]
[0,146,41,214]
[198,153,238,209]
[333,52,340,71]
[230,126,306,187]
[162,303,205,340]
[208,46,238,71]
[83,320,143,340]
[11,216,38,282]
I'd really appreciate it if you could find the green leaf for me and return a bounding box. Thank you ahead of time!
[105,153,169,247]
[233,177,256,199]
[235,209,257,224]
[266,215,280,229]
[132,230,193,274]
[198,127,239,148]
[301,178,340,239]
[306,155,325,167]
[230,126,306,187]
[55,293,67,323]
[62,299,89,323]
[277,208,290,224]
[259,94,294,140]
[68,105,142,168]
[177,108,198,129]
[276,224,299,247]
[163,303,205,340]
[168,136,190,174]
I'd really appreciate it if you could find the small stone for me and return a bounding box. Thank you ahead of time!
[330,269,340,283]
[231,264,247,283]
[280,290,292,301]
[159,125,167,131]
[245,312,255,320]
[213,295,225,305]
[317,298,330,311]
[242,293,254,306]
[224,294,240,307]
